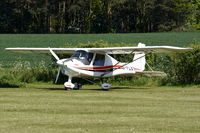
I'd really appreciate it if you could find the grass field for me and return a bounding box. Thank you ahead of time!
[0,32,200,67]
[0,84,200,133]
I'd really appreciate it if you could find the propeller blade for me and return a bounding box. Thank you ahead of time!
[49,47,60,61]
[55,67,61,83]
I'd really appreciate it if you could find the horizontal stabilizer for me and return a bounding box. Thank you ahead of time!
[135,71,167,77]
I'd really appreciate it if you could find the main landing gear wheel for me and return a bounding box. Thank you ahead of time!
[101,83,111,91]
[64,87,71,90]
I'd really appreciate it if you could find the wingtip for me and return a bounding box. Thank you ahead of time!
[5,48,12,51]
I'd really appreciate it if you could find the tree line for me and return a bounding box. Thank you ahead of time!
[0,0,200,33]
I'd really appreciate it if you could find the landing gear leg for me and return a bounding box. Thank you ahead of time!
[82,78,111,91]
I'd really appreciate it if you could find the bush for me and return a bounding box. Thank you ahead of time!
[0,73,24,88]
[0,61,56,87]
[167,44,200,85]
[78,40,110,48]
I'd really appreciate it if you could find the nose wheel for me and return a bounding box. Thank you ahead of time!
[64,82,82,90]
[64,76,82,90]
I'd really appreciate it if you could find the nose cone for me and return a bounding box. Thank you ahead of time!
[56,60,63,66]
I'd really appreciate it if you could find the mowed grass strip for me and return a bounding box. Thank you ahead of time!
[0,84,200,133]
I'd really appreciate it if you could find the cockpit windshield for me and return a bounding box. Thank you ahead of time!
[71,50,94,65]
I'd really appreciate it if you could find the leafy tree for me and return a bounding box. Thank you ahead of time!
[193,0,200,29]
[0,0,198,33]
[0,0,17,33]
[152,0,194,31]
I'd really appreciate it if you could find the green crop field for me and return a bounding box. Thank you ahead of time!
[0,32,200,67]
[0,84,200,133]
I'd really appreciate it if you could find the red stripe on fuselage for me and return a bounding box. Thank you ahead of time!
[73,65,142,71]
[134,68,142,71]
[73,65,122,70]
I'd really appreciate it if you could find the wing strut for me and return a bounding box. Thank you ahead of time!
[146,62,154,71]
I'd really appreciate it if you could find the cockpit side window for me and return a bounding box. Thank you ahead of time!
[71,50,94,65]
[88,52,94,63]
[93,54,105,66]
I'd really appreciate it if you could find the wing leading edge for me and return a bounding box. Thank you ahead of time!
[5,48,78,54]
[5,43,192,54]
[88,45,192,54]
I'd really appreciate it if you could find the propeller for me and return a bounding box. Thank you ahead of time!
[49,48,62,83]
[48,48,73,83]
[55,67,61,83]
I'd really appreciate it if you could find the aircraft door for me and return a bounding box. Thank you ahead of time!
[93,54,105,66]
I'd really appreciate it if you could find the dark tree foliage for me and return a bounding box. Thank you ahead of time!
[0,0,198,33]
[168,45,200,85]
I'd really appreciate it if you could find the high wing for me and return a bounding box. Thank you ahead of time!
[5,48,78,54]
[87,46,192,54]
[5,45,192,54]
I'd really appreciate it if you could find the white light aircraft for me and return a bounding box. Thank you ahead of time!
[6,43,192,90]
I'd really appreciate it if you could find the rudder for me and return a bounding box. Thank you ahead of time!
[132,43,146,71]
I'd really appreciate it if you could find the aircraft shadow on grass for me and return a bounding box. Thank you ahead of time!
[42,87,150,91]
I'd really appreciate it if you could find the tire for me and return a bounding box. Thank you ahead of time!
[64,87,71,90]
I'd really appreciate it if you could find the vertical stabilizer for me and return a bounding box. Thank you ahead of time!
[132,43,146,71]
